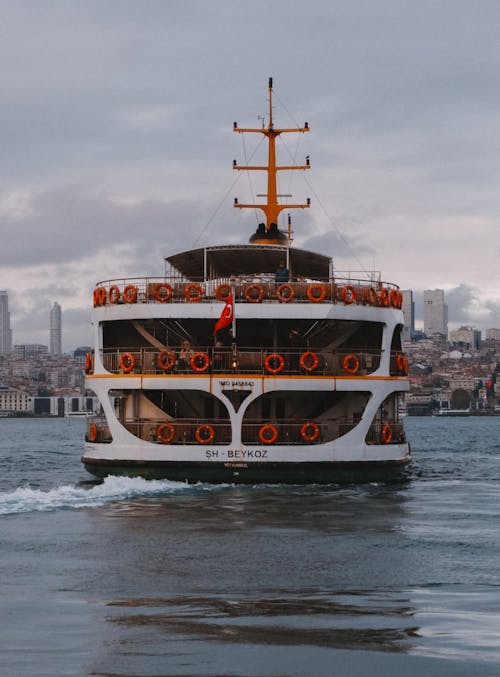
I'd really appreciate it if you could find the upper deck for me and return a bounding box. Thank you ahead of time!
[93,244,402,310]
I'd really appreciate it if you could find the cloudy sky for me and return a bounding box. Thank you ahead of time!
[2,0,500,350]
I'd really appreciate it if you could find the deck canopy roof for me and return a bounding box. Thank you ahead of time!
[165,245,332,281]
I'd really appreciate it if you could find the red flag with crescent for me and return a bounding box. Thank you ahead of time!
[214,293,234,335]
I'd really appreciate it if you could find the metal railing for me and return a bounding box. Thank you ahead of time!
[85,416,406,446]
[92,276,402,309]
[92,347,409,377]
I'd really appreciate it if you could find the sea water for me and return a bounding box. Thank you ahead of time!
[1,416,500,676]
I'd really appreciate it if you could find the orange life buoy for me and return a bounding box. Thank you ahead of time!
[123,284,138,304]
[157,423,175,444]
[108,285,121,304]
[88,423,98,442]
[364,286,378,305]
[259,424,278,445]
[381,424,393,444]
[378,288,389,307]
[276,283,295,303]
[396,352,407,374]
[120,352,135,373]
[195,424,215,444]
[245,283,265,303]
[307,283,326,303]
[94,287,107,307]
[153,282,173,302]
[264,353,285,375]
[299,351,319,372]
[190,352,210,373]
[342,353,360,375]
[215,283,232,301]
[300,421,320,442]
[341,285,356,304]
[184,283,203,302]
[85,352,92,374]
[403,355,409,374]
[157,350,175,372]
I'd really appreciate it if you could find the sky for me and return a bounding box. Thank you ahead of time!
[1,0,500,351]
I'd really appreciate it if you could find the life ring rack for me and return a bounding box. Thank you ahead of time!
[299,351,319,373]
[381,424,393,444]
[93,287,107,307]
[184,283,204,303]
[264,353,285,375]
[276,283,295,303]
[195,424,215,444]
[300,421,320,443]
[153,282,173,302]
[157,350,176,372]
[123,284,138,304]
[307,283,326,303]
[120,352,136,373]
[378,287,390,307]
[340,285,356,304]
[215,283,232,301]
[364,286,378,305]
[88,423,98,442]
[396,352,408,375]
[190,352,210,373]
[259,424,278,445]
[342,353,360,375]
[245,283,265,303]
[157,423,175,444]
[108,285,121,304]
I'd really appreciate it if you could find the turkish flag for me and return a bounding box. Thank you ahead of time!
[213,293,234,335]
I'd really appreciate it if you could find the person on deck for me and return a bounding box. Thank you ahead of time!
[177,340,193,371]
[275,260,289,286]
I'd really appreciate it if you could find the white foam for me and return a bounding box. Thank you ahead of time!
[0,475,192,515]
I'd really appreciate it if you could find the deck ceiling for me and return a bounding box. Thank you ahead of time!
[166,244,331,280]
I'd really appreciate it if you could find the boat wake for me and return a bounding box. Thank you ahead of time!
[0,475,196,516]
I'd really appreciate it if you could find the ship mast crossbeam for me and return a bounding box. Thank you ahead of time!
[234,165,310,171]
[233,77,310,237]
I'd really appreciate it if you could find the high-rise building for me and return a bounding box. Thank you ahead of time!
[486,328,500,342]
[401,290,415,341]
[449,326,481,351]
[50,302,62,355]
[423,289,448,337]
[0,290,13,355]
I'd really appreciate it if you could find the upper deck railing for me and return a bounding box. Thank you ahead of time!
[85,346,409,378]
[92,276,403,309]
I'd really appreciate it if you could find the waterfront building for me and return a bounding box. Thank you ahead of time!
[0,386,32,415]
[449,326,481,351]
[0,290,13,355]
[50,302,62,355]
[424,289,448,338]
[486,328,500,342]
[401,290,415,341]
[13,344,49,360]
[73,346,92,367]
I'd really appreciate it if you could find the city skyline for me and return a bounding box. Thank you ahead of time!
[2,284,499,354]
[1,3,500,349]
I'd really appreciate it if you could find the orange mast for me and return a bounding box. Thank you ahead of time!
[233,78,310,242]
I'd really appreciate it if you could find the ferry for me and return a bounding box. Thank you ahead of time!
[82,79,410,483]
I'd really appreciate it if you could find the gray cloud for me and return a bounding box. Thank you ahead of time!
[2,0,500,348]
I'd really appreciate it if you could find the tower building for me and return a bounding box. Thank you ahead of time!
[423,289,448,338]
[0,290,12,355]
[50,301,62,355]
[401,290,415,341]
